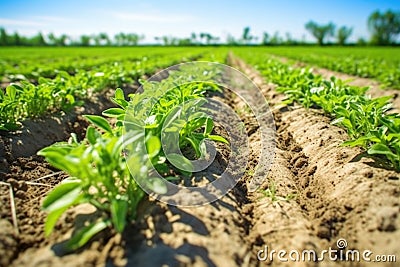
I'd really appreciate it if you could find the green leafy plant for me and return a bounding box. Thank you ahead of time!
[252,47,400,89]
[39,62,229,250]
[236,50,400,170]
[260,182,296,202]
[0,48,213,131]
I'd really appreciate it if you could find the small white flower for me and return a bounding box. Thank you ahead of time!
[310,86,324,93]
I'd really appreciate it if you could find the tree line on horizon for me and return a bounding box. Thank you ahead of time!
[0,9,399,47]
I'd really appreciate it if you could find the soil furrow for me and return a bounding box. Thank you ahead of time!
[4,70,257,267]
[233,55,400,267]
[0,86,136,267]
[1,56,400,267]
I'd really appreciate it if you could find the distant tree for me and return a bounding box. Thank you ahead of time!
[178,38,192,46]
[337,26,353,45]
[199,33,218,45]
[210,35,220,45]
[47,33,68,46]
[241,26,255,44]
[284,32,296,45]
[0,27,8,46]
[368,10,400,45]
[59,34,69,46]
[93,34,100,46]
[190,32,199,45]
[154,36,178,46]
[126,33,142,46]
[13,32,21,46]
[357,37,367,46]
[80,35,91,46]
[262,32,270,45]
[200,32,211,44]
[114,32,126,45]
[270,31,282,45]
[99,32,110,45]
[31,32,46,46]
[305,21,335,45]
[226,34,238,46]
[47,33,57,45]
[162,36,171,46]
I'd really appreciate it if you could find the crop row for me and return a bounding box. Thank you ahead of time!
[0,49,209,131]
[0,47,205,81]
[253,47,400,89]
[235,50,400,170]
[38,60,228,250]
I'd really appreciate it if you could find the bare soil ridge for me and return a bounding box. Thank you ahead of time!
[0,56,399,267]
[231,55,400,267]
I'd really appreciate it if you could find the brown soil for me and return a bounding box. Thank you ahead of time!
[232,56,400,267]
[0,59,399,267]
[0,86,136,267]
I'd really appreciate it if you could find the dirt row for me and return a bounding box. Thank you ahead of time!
[0,87,123,267]
[231,55,400,267]
[0,57,399,267]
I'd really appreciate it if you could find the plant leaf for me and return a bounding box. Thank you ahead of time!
[205,117,213,135]
[110,199,128,233]
[44,206,69,237]
[66,220,111,251]
[86,126,99,145]
[6,85,17,100]
[83,115,112,134]
[102,108,125,118]
[208,135,229,144]
[368,143,397,158]
[167,153,193,172]
[115,88,124,100]
[42,180,82,212]
[146,136,161,158]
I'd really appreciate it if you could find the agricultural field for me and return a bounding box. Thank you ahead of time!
[260,47,400,89]
[1,46,400,267]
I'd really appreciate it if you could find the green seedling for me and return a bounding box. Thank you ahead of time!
[260,182,296,202]
[39,62,229,250]
[236,50,400,170]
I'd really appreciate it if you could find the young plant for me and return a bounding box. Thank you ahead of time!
[260,182,296,202]
[39,63,229,250]
[237,51,400,170]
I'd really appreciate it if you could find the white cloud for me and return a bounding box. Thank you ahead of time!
[0,18,45,27]
[31,15,73,23]
[111,11,196,23]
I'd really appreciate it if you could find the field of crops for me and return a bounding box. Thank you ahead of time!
[1,46,399,267]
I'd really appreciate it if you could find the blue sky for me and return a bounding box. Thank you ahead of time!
[0,0,399,43]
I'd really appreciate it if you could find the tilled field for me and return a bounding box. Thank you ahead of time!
[0,56,399,267]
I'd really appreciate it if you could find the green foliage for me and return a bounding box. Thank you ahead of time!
[305,21,335,45]
[337,26,353,45]
[237,49,400,170]
[0,47,213,131]
[249,47,400,89]
[38,62,228,250]
[368,10,400,45]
